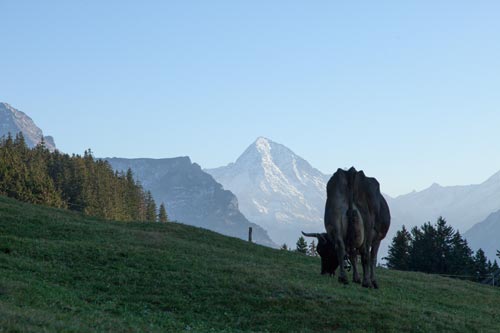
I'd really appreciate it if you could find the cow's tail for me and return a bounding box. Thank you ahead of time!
[346,168,357,251]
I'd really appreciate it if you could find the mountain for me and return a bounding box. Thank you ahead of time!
[206,137,330,247]
[388,172,500,235]
[384,171,500,261]
[0,102,56,150]
[106,157,275,247]
[389,173,500,232]
[464,210,500,262]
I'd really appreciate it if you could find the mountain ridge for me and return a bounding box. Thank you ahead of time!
[106,156,276,247]
[0,102,56,150]
[465,209,500,261]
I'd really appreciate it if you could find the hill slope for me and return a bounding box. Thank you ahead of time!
[0,196,499,332]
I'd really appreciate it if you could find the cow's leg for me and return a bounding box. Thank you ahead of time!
[335,238,348,284]
[360,244,372,288]
[370,239,381,289]
[351,254,361,284]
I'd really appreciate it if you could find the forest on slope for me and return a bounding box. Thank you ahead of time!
[0,133,162,222]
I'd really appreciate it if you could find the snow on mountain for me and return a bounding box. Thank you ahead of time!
[0,102,56,151]
[206,137,330,247]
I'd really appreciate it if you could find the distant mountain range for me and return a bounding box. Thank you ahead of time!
[0,102,56,151]
[106,157,275,247]
[206,137,330,247]
[1,101,498,260]
[386,172,500,261]
[207,137,500,262]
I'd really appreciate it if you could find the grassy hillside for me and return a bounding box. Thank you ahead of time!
[0,196,499,332]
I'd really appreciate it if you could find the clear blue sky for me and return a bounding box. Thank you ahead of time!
[1,1,500,196]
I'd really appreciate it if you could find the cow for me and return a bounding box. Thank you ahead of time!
[324,167,390,288]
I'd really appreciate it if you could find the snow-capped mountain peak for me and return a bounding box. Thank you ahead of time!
[206,137,330,246]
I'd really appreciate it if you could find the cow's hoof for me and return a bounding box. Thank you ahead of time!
[372,280,379,289]
[338,276,349,285]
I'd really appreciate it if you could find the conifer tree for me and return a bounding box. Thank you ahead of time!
[296,236,308,254]
[307,240,317,256]
[491,261,499,273]
[474,249,489,281]
[280,243,288,251]
[145,191,157,222]
[0,135,158,223]
[408,223,436,273]
[389,218,477,278]
[385,225,412,270]
[158,202,168,222]
[448,231,474,276]
[434,217,454,273]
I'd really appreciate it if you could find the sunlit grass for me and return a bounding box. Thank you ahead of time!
[0,195,499,332]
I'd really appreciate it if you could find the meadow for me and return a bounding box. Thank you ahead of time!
[0,195,498,332]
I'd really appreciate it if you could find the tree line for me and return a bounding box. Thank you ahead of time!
[385,217,499,284]
[0,133,168,222]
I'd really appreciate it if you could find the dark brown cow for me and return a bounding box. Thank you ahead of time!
[324,167,390,288]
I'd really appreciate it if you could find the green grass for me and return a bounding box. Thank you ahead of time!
[0,195,499,332]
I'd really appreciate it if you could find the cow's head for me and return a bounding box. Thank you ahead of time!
[301,231,339,275]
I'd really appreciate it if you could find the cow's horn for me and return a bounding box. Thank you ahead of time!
[301,231,322,238]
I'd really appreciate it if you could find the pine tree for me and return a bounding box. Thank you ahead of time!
[491,260,499,273]
[280,243,288,251]
[408,223,437,273]
[158,202,168,222]
[307,240,317,256]
[296,236,308,254]
[0,138,154,223]
[408,218,456,274]
[448,231,474,276]
[474,248,489,281]
[385,225,412,270]
[145,191,157,222]
[434,217,454,273]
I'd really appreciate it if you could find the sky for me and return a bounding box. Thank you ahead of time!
[1,1,500,197]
